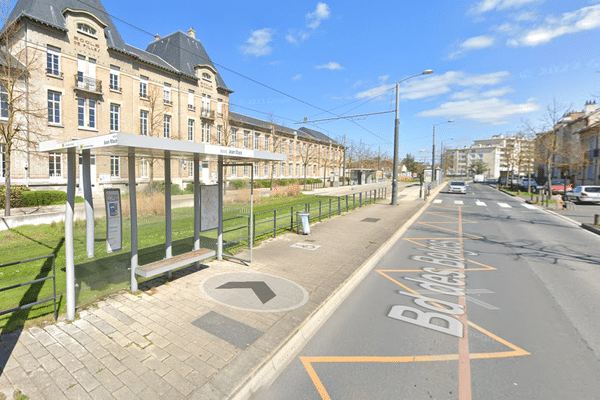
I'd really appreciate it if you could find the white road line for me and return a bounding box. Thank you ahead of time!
[497,202,512,208]
[454,200,464,205]
[475,200,486,206]
[433,199,442,204]
[522,203,537,209]
[465,296,500,310]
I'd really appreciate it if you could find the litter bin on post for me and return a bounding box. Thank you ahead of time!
[297,211,310,235]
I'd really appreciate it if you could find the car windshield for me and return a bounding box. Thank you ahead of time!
[450,181,465,186]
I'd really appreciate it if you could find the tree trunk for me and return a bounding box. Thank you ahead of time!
[4,148,11,217]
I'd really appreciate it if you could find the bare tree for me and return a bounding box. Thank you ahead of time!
[266,113,281,191]
[299,141,315,189]
[0,7,46,216]
[145,84,166,189]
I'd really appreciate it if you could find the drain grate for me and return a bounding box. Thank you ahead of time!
[362,218,381,223]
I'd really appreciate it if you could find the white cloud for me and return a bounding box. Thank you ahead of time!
[470,0,543,14]
[240,28,275,57]
[507,4,600,47]
[306,3,331,29]
[448,35,496,59]
[292,74,302,81]
[418,97,540,124]
[316,61,344,70]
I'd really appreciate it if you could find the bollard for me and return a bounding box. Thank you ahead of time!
[595,214,599,226]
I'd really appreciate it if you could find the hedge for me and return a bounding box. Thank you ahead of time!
[0,185,30,209]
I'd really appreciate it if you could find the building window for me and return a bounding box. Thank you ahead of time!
[231,164,237,177]
[217,125,222,144]
[217,99,223,116]
[47,91,61,124]
[263,163,268,177]
[231,129,237,146]
[110,156,120,177]
[78,98,96,129]
[110,66,120,91]
[296,163,299,176]
[77,55,96,91]
[140,159,149,178]
[77,23,97,37]
[140,76,148,99]
[0,85,8,119]
[282,141,287,154]
[140,110,148,135]
[264,136,269,151]
[49,152,62,178]
[164,115,171,138]
[202,72,211,81]
[188,90,194,110]
[243,165,249,177]
[254,134,260,150]
[188,119,195,141]
[254,163,258,177]
[164,83,171,105]
[289,163,293,176]
[243,131,249,148]
[110,104,119,131]
[46,45,60,76]
[280,163,285,176]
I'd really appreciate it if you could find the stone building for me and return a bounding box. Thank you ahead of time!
[0,0,343,195]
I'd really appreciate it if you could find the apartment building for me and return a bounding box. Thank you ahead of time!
[0,0,343,194]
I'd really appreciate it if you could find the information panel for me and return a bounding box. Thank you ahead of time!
[104,188,122,253]
[201,185,219,231]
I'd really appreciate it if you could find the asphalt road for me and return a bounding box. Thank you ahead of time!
[251,183,600,399]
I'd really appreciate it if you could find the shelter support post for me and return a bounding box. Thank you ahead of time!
[129,148,138,292]
[250,164,254,262]
[218,156,223,260]
[165,151,172,279]
[82,149,94,258]
[193,153,200,267]
[65,148,76,321]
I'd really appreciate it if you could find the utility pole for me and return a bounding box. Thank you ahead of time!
[391,82,400,205]
[343,134,347,186]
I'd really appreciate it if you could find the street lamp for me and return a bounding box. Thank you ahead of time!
[391,69,434,205]
[431,120,454,184]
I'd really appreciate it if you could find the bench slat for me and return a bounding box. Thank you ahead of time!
[135,249,215,278]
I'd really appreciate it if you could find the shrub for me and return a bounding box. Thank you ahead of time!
[230,180,246,190]
[0,185,30,209]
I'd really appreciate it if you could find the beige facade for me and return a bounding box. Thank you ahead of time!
[0,0,344,194]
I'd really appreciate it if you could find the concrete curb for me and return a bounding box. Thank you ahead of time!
[582,223,600,236]
[230,184,445,400]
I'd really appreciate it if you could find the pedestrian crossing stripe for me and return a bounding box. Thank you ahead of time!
[476,200,486,206]
[498,203,511,208]
[454,200,464,205]
[431,199,543,210]
[433,199,442,204]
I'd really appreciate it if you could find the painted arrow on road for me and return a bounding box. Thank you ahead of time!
[216,281,276,304]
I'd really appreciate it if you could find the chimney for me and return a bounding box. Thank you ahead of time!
[154,34,160,40]
[585,100,597,115]
[188,27,196,38]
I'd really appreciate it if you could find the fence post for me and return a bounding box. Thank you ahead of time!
[329,198,332,218]
[353,193,356,208]
[290,206,294,233]
[319,200,322,222]
[253,213,257,243]
[360,192,363,207]
[338,197,341,215]
[346,195,349,212]
[273,209,277,238]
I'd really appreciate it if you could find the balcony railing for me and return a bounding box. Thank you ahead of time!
[188,104,196,111]
[201,109,215,119]
[74,75,102,94]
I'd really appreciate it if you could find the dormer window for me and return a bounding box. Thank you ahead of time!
[202,72,211,81]
[77,23,97,37]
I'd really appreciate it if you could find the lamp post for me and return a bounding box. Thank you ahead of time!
[431,120,454,184]
[391,69,434,205]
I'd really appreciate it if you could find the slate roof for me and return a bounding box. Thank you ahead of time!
[6,0,128,53]
[146,31,229,92]
[229,112,342,146]
[5,0,229,91]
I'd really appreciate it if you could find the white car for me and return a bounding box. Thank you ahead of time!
[565,186,600,204]
[448,181,467,194]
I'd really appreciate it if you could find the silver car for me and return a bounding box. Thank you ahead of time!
[565,186,600,204]
[448,180,467,194]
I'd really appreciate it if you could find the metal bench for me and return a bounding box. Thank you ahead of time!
[134,248,215,278]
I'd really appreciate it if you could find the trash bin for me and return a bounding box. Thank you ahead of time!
[296,211,310,235]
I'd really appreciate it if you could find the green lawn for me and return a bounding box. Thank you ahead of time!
[0,192,377,332]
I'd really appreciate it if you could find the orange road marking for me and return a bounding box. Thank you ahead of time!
[457,206,472,400]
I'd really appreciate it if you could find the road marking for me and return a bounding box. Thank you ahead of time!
[497,202,511,208]
[465,296,499,310]
[522,203,537,209]
[454,200,464,205]
[434,199,442,204]
[475,200,486,206]
[457,207,472,400]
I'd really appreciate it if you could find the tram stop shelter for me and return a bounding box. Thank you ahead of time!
[39,133,286,321]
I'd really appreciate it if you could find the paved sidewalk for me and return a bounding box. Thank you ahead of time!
[0,183,432,399]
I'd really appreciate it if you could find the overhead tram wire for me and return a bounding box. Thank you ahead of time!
[76,0,389,142]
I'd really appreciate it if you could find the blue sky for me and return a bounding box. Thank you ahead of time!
[100,0,600,162]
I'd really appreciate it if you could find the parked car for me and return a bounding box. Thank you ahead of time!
[544,180,573,194]
[564,186,600,204]
[448,180,467,194]
[518,178,538,191]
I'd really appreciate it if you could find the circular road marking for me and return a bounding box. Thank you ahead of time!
[200,272,309,312]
